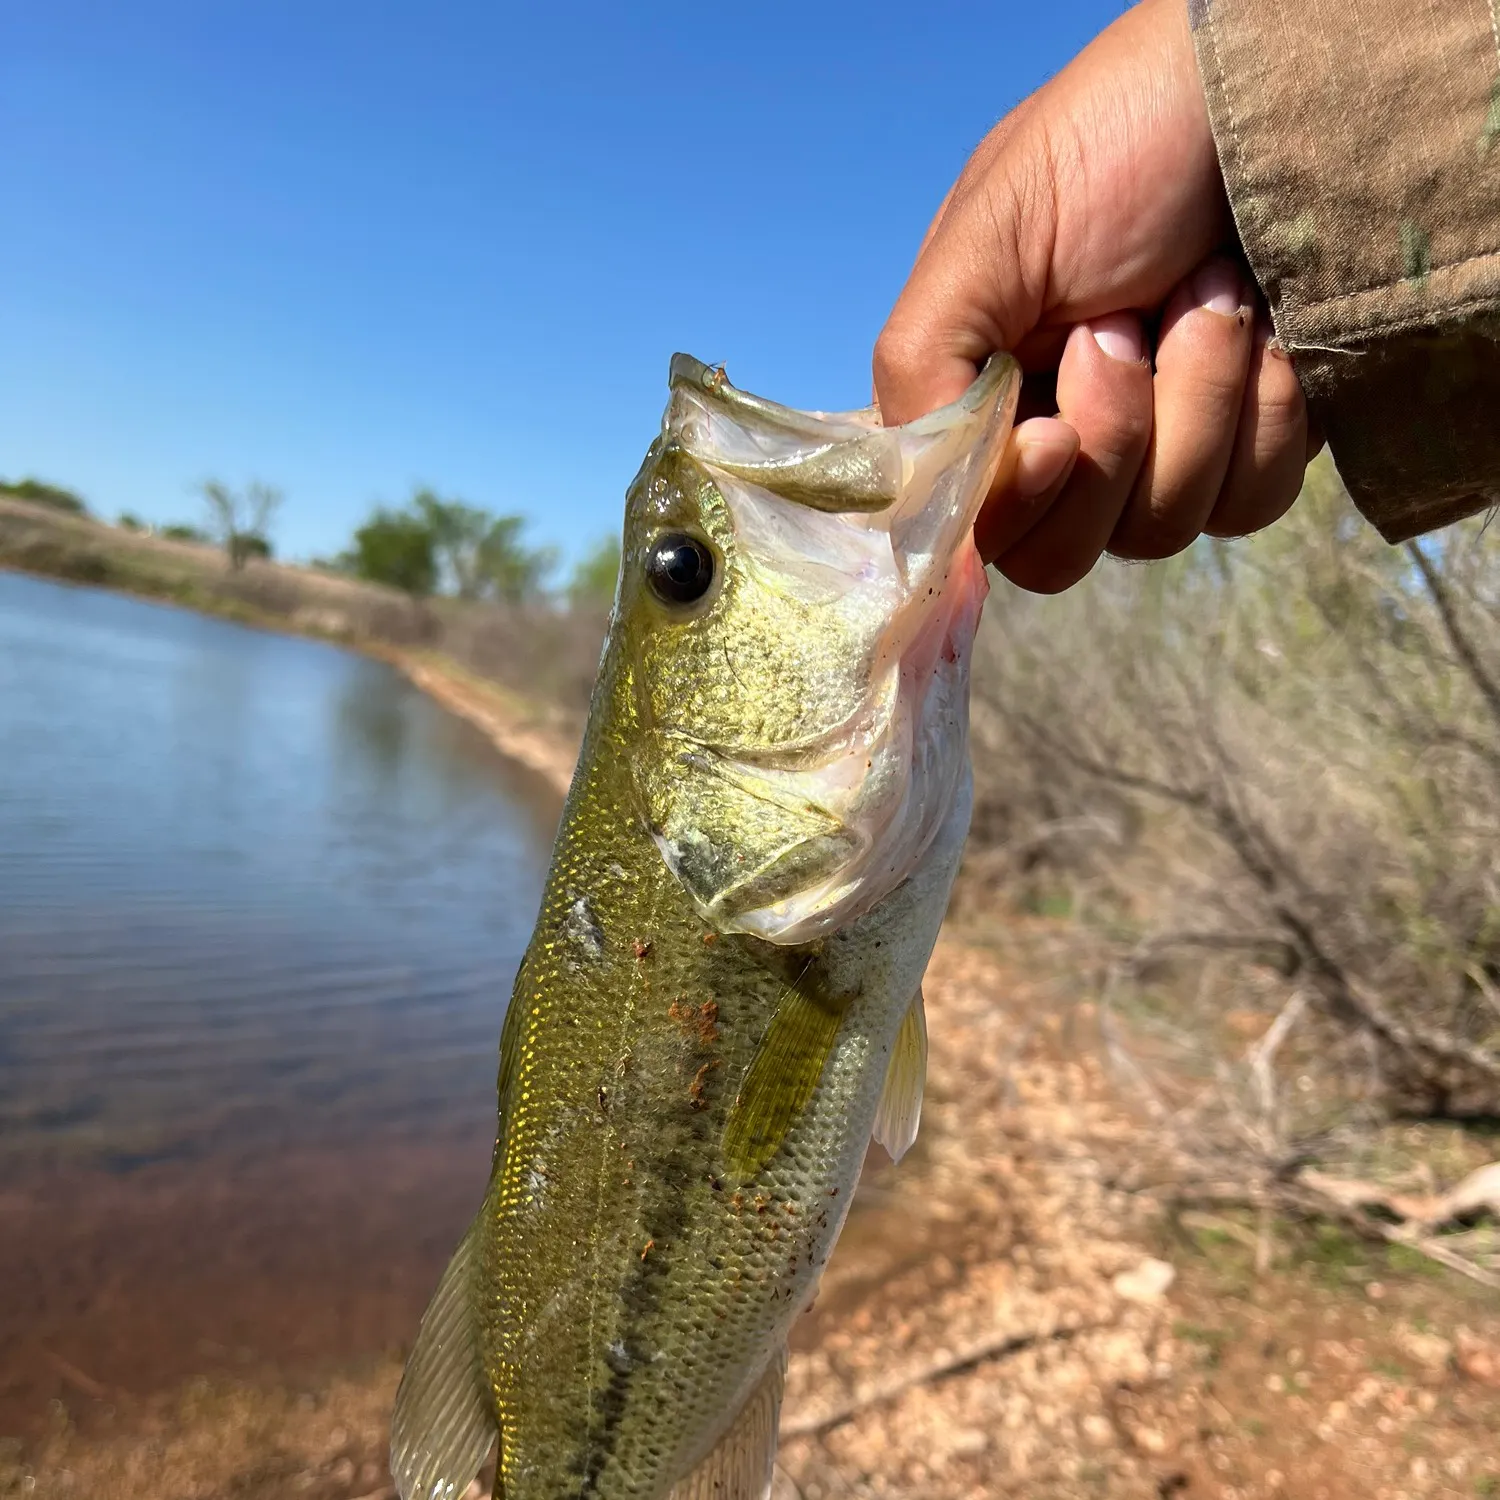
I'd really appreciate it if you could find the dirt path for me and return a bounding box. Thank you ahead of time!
[5,935,1498,1500]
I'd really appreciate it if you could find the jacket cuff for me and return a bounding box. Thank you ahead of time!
[1190,0,1500,541]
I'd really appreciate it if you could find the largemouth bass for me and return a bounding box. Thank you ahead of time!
[391,351,1019,1500]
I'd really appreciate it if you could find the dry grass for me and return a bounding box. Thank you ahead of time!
[962,460,1500,1131]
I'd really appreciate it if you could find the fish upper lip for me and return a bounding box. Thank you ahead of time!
[667,350,1018,437]
[665,351,1021,520]
[669,354,879,441]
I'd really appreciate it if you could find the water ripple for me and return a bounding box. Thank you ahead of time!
[0,572,554,1169]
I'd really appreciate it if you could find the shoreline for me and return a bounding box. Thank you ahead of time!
[383,650,579,799]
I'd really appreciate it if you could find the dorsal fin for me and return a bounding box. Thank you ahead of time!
[390,1217,497,1500]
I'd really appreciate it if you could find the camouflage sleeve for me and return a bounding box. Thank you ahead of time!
[1190,0,1500,542]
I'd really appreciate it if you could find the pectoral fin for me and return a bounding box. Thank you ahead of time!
[871,988,927,1163]
[668,1346,788,1500]
[722,960,851,1177]
[389,1218,496,1500]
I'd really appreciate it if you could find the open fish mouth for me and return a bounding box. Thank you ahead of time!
[643,354,1020,945]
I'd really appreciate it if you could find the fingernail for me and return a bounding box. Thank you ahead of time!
[1091,313,1144,364]
[1194,259,1245,316]
[1015,428,1078,497]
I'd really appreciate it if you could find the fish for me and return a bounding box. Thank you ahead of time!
[390,350,1019,1500]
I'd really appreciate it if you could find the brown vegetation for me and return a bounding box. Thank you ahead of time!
[961,460,1500,1248]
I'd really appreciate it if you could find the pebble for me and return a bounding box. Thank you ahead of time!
[1398,1328,1453,1372]
[1082,1413,1115,1447]
[1111,1257,1176,1304]
[945,1428,990,1458]
[1457,1331,1500,1387]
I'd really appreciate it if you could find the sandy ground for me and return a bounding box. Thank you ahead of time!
[6,932,1497,1500]
[777,937,1500,1500]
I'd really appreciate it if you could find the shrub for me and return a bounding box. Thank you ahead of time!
[964,458,1500,1122]
[0,477,87,515]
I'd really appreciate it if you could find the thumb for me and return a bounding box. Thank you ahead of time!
[872,126,1053,427]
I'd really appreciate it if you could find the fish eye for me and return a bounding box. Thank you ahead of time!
[644,531,716,608]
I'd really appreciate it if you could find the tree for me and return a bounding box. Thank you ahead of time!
[346,507,438,596]
[477,514,558,605]
[200,479,282,569]
[410,489,554,602]
[410,491,487,599]
[567,535,621,611]
[0,477,88,515]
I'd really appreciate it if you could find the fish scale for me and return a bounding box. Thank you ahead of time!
[485,744,819,1496]
[390,352,1018,1500]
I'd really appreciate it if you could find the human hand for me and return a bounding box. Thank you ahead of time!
[874,0,1320,592]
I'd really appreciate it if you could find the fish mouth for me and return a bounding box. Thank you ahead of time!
[646,354,1019,944]
[665,351,1018,529]
[661,349,1019,743]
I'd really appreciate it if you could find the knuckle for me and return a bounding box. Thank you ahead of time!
[1163,346,1251,409]
[1207,467,1302,539]
[1157,330,1254,410]
[1111,479,1213,560]
[1200,364,1255,409]
[1089,402,1154,471]
[1253,372,1308,442]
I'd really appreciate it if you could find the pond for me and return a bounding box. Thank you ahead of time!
[0,571,558,1433]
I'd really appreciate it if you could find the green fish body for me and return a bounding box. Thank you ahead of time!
[391,353,1018,1500]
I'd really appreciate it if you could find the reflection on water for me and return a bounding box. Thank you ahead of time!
[0,571,560,1430]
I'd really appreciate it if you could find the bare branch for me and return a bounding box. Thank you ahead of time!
[1408,539,1500,733]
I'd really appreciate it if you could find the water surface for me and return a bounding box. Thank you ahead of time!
[0,572,559,1430]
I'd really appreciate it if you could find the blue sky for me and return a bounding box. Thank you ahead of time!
[1,1,1121,574]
